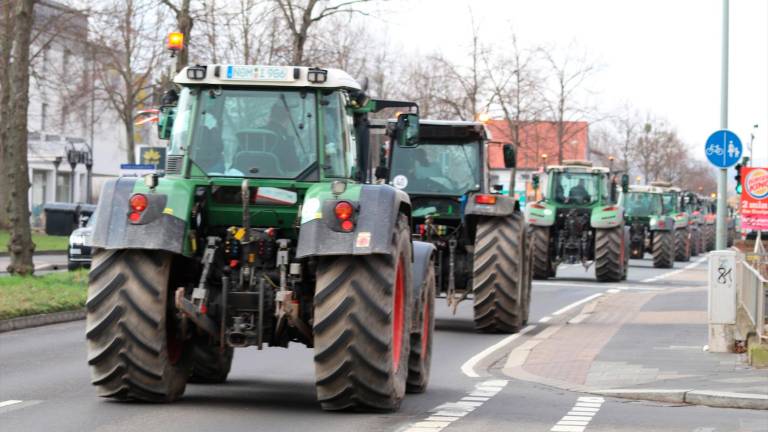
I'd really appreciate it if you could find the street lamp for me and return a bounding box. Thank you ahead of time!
[52,156,62,202]
[541,153,548,170]
[749,124,758,166]
[608,156,615,172]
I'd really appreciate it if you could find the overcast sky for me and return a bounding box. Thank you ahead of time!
[380,0,767,166]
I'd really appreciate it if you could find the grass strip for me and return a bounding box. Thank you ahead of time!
[0,270,87,320]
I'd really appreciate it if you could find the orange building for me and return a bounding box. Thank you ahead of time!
[485,120,589,170]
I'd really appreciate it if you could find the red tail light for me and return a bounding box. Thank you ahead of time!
[657,220,666,228]
[531,203,546,210]
[603,206,617,212]
[129,194,148,212]
[475,194,497,205]
[340,220,354,232]
[334,201,353,220]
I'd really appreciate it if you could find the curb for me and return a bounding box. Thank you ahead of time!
[0,309,85,333]
[0,250,67,257]
[595,388,768,410]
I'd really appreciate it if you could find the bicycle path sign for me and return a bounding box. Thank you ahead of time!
[705,129,742,168]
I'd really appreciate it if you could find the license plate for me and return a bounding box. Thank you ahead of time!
[224,66,295,82]
[70,248,81,255]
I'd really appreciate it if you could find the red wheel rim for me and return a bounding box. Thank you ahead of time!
[421,294,430,359]
[392,256,405,371]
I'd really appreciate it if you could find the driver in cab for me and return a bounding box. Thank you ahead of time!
[263,103,301,173]
[568,179,591,203]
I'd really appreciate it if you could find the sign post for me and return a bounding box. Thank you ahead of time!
[705,129,742,249]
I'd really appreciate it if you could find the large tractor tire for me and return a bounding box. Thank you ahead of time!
[86,249,189,402]
[313,215,413,411]
[705,225,715,251]
[652,231,675,269]
[188,343,233,384]
[407,262,435,394]
[519,230,533,325]
[690,228,701,257]
[472,214,527,333]
[530,226,553,280]
[595,226,625,282]
[674,228,691,262]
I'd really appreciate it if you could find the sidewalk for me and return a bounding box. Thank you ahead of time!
[499,265,768,410]
[0,253,68,275]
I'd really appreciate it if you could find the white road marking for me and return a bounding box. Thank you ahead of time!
[539,316,552,323]
[460,326,536,377]
[641,256,707,283]
[552,293,603,316]
[0,400,22,408]
[550,396,605,432]
[400,380,508,432]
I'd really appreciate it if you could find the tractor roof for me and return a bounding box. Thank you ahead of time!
[546,162,610,174]
[173,65,361,90]
[628,184,665,194]
[418,120,487,141]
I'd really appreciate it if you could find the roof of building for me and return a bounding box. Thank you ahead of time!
[174,65,361,90]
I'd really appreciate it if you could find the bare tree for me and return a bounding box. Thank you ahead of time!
[542,47,596,163]
[91,0,167,164]
[273,0,371,65]
[0,0,16,229]
[483,34,543,151]
[611,102,640,171]
[4,0,36,274]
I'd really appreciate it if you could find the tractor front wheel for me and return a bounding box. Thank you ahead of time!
[85,249,189,402]
[530,226,553,280]
[188,343,233,384]
[406,262,435,393]
[313,215,412,411]
[472,214,528,333]
[675,228,691,262]
[595,226,625,282]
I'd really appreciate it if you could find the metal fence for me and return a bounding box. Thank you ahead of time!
[737,253,768,341]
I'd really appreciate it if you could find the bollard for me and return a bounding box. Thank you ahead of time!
[708,250,737,352]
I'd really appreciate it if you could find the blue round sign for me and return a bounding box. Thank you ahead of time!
[705,129,742,168]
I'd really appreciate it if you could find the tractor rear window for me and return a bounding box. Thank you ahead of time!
[551,172,601,205]
[389,141,481,196]
[624,192,662,217]
[188,88,318,179]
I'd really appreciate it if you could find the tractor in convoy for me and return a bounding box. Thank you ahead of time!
[682,192,706,256]
[379,120,532,333]
[652,182,692,262]
[620,184,676,268]
[698,196,716,251]
[86,63,436,411]
[526,160,630,282]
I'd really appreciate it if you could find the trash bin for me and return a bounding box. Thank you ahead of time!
[77,204,97,227]
[43,202,80,236]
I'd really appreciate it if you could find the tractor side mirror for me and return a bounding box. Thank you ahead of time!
[532,174,540,190]
[502,144,516,168]
[395,112,419,148]
[621,174,629,193]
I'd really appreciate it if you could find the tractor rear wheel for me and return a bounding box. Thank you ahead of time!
[313,215,412,411]
[407,262,435,394]
[188,343,233,384]
[690,228,701,257]
[675,228,691,262]
[85,249,189,402]
[652,231,675,268]
[472,214,527,333]
[595,226,625,282]
[705,225,715,251]
[530,226,552,280]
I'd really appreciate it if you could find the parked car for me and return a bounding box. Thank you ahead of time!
[68,212,95,270]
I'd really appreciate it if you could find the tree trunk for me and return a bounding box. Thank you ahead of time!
[175,0,192,72]
[0,0,14,230]
[6,0,36,275]
[124,110,136,164]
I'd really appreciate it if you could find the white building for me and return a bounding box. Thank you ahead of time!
[27,1,127,226]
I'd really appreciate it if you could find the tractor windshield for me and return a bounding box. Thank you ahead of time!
[661,193,679,213]
[179,87,325,179]
[389,141,481,196]
[551,172,601,205]
[624,192,663,217]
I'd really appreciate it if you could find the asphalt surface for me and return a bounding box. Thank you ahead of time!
[0,253,68,276]
[1,257,766,431]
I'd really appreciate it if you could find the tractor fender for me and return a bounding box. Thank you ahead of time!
[410,240,436,330]
[91,177,187,255]
[591,205,624,229]
[524,201,556,227]
[464,194,517,217]
[649,215,675,231]
[296,184,411,258]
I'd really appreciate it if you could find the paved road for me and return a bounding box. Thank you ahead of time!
[1,257,765,431]
[0,253,68,276]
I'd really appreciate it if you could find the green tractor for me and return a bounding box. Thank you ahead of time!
[380,120,532,333]
[652,182,692,262]
[699,196,716,251]
[86,64,436,411]
[620,185,676,268]
[682,191,706,256]
[525,161,630,282]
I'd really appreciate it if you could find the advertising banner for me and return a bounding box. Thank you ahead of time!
[740,167,768,231]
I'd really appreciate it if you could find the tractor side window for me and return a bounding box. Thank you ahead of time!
[321,92,348,178]
[170,87,194,154]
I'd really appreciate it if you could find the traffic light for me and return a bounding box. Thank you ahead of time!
[734,163,742,194]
